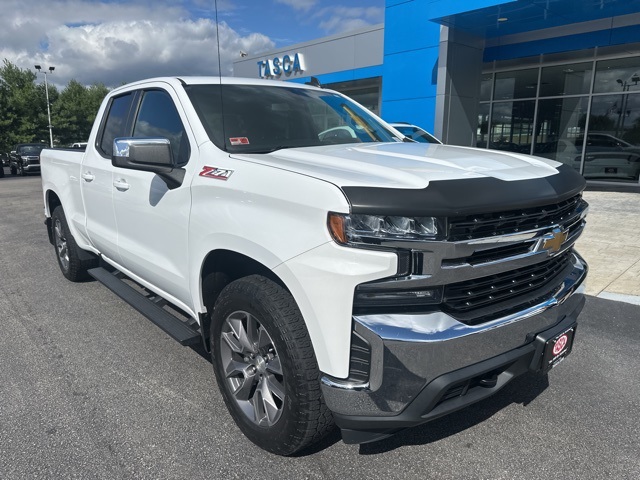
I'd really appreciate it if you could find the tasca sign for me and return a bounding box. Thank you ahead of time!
[257,53,305,78]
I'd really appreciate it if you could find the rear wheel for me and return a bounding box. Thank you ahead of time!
[210,275,334,455]
[51,206,98,281]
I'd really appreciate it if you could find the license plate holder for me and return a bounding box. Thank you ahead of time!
[541,326,575,373]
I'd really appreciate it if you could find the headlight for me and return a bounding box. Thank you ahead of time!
[328,212,440,246]
[354,286,443,309]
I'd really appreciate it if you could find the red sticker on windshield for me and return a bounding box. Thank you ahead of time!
[229,137,249,145]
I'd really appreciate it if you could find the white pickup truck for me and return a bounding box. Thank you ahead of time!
[41,77,589,455]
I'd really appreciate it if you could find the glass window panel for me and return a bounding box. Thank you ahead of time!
[493,68,538,100]
[134,90,189,164]
[480,73,493,101]
[533,97,588,173]
[99,93,134,157]
[325,77,381,115]
[477,103,490,148]
[594,57,640,94]
[489,100,535,153]
[583,94,640,182]
[539,63,592,97]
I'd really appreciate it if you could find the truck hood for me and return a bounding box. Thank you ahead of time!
[231,142,562,189]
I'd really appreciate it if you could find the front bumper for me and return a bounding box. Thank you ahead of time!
[322,252,587,444]
[23,163,41,173]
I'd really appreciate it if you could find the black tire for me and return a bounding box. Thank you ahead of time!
[19,164,26,176]
[51,206,98,281]
[210,275,334,455]
[10,166,16,175]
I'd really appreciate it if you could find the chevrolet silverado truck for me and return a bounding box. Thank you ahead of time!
[41,77,588,455]
[11,143,45,175]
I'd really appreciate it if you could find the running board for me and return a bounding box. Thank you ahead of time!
[88,267,201,346]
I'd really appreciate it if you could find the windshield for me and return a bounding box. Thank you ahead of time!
[18,145,45,154]
[393,126,440,144]
[185,84,400,153]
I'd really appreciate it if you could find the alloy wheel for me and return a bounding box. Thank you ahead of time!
[53,218,69,271]
[219,310,285,427]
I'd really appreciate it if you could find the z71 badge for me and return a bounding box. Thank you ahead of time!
[199,166,234,181]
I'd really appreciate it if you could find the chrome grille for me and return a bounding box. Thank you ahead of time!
[448,194,584,241]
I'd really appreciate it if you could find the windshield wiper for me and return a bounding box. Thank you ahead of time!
[239,145,294,154]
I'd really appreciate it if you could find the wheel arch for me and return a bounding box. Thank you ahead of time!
[45,189,63,245]
[198,249,289,351]
[46,189,62,217]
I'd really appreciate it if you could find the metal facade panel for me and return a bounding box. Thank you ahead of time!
[233,26,383,80]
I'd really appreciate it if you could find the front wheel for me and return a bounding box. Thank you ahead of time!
[210,275,334,455]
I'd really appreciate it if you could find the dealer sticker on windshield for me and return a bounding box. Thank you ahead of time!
[229,137,250,145]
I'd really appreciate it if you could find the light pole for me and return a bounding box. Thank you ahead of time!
[35,65,55,148]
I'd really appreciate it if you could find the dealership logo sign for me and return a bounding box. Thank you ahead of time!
[257,53,305,78]
[552,334,568,356]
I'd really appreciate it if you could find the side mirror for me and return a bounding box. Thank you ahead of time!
[112,138,185,189]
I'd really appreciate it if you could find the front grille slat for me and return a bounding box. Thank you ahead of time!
[442,243,533,267]
[448,194,584,241]
[442,252,572,315]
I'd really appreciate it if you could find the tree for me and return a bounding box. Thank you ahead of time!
[0,59,53,152]
[51,80,109,146]
[0,59,110,152]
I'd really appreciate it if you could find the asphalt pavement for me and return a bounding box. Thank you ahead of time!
[1,171,639,479]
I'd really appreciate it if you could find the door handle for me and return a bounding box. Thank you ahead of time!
[81,172,95,182]
[113,179,130,191]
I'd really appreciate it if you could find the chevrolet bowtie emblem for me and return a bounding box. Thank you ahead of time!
[542,228,568,254]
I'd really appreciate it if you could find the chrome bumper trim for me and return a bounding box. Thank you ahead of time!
[354,252,586,343]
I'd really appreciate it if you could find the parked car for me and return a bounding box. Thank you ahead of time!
[577,132,640,153]
[10,143,45,176]
[536,135,640,181]
[389,122,442,144]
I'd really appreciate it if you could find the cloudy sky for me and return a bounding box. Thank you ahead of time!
[2,0,384,88]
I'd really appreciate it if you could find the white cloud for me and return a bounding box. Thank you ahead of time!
[275,0,318,12]
[39,19,273,86]
[0,0,385,87]
[314,6,383,35]
[0,1,274,88]
[319,17,370,34]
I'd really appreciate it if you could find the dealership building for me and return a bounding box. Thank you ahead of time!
[234,0,640,186]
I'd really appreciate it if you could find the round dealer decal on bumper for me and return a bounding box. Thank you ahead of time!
[553,334,568,356]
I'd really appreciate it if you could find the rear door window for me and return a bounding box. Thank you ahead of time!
[99,93,135,157]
